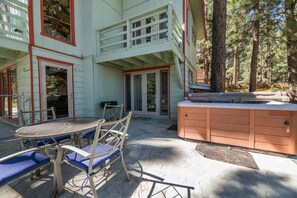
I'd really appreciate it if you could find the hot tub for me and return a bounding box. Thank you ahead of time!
[178,100,297,154]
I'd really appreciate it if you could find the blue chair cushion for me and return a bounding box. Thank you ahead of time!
[65,143,120,174]
[82,130,96,140]
[0,151,50,186]
[24,135,71,147]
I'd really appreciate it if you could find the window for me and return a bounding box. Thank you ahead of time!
[188,69,193,85]
[41,0,75,45]
[186,8,189,38]
[192,28,196,44]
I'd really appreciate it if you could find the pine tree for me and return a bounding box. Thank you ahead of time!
[210,0,227,92]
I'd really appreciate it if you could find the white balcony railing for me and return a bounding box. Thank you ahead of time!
[0,0,28,42]
[97,4,183,56]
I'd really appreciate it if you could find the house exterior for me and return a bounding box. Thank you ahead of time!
[0,0,205,124]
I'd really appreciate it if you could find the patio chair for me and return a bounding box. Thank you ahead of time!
[81,103,124,145]
[61,111,132,198]
[19,107,71,148]
[0,148,50,187]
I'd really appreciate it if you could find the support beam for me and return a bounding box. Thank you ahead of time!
[136,56,155,65]
[124,57,145,67]
[173,54,183,89]
[101,62,124,70]
[152,53,168,64]
[111,60,133,68]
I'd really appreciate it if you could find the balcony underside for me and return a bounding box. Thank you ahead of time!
[0,41,28,66]
[0,36,28,65]
[95,41,183,70]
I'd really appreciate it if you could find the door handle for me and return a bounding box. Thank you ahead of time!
[284,120,290,133]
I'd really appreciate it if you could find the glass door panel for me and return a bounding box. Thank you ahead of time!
[146,73,156,112]
[160,70,168,115]
[125,74,131,111]
[133,74,142,111]
[40,61,73,119]
[45,66,68,118]
[10,69,17,118]
[1,73,7,116]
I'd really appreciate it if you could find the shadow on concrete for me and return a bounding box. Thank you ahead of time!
[214,169,297,198]
[127,156,195,198]
[125,144,182,163]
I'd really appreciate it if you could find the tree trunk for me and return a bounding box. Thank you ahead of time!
[203,47,210,84]
[237,54,240,82]
[249,1,260,92]
[210,0,227,92]
[286,0,297,102]
[233,47,238,85]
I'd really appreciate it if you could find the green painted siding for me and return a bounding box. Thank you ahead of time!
[170,64,184,118]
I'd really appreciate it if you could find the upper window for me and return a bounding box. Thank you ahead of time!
[186,8,189,38]
[192,28,196,44]
[41,0,75,45]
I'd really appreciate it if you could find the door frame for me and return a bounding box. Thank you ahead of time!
[123,66,170,116]
[130,71,160,116]
[0,65,17,119]
[38,57,74,118]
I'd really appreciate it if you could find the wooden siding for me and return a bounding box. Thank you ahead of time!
[210,108,250,147]
[183,107,207,141]
[178,106,297,154]
[254,110,291,153]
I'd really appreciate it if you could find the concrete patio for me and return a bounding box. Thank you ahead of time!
[1,118,297,198]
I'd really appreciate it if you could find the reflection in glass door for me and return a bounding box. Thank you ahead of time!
[10,69,17,118]
[160,70,168,115]
[46,66,68,118]
[146,73,156,112]
[40,61,73,118]
[133,74,142,111]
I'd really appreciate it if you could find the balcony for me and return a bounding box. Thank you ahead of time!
[95,4,183,69]
[0,0,29,63]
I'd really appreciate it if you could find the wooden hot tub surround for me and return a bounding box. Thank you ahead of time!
[178,101,297,154]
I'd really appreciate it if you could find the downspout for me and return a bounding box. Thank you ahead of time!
[182,0,186,97]
[28,0,35,119]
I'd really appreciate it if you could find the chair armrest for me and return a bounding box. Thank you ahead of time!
[61,145,90,158]
[110,130,129,137]
[0,148,38,163]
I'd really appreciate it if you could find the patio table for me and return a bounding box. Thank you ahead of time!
[15,117,99,195]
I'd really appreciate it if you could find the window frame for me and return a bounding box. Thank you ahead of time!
[40,0,76,46]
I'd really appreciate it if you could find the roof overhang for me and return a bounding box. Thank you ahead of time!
[189,0,206,40]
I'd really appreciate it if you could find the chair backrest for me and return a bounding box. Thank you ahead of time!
[19,107,56,126]
[101,104,123,121]
[88,111,132,173]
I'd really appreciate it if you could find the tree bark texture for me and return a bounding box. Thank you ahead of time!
[249,1,260,92]
[233,47,238,85]
[210,0,227,92]
[203,47,210,83]
[286,0,297,102]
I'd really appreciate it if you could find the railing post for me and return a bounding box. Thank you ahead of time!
[167,4,173,41]
[126,20,130,49]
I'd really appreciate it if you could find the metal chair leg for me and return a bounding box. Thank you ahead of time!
[121,154,130,181]
[89,176,98,198]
